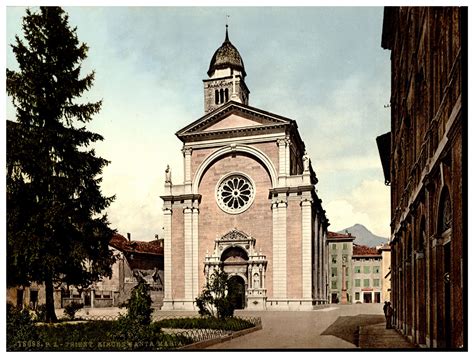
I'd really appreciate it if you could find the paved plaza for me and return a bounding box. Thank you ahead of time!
[207,303,416,349]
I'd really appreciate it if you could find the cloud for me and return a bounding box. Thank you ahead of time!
[325,179,390,238]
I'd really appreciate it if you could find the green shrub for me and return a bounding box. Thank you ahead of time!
[123,281,153,325]
[63,302,84,320]
[6,304,39,351]
[195,267,236,319]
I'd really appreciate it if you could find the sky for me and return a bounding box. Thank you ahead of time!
[5,4,393,240]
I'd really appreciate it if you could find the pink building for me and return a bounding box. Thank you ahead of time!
[161,27,329,311]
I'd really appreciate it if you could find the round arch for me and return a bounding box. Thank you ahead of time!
[192,144,277,194]
[437,186,452,235]
[221,246,249,262]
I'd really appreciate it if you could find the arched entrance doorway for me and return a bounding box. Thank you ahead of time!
[204,228,268,310]
[228,275,246,309]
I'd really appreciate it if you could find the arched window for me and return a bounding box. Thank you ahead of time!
[220,89,224,104]
[438,188,452,234]
[225,88,229,102]
[215,89,219,105]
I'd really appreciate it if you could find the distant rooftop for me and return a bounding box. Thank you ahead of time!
[109,234,163,256]
[327,231,355,241]
[353,244,381,257]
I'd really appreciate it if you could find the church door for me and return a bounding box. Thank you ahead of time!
[229,275,246,309]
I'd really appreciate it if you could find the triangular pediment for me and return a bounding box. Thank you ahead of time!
[176,101,294,141]
[203,113,262,131]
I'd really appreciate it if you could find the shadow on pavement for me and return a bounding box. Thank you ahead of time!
[320,314,385,346]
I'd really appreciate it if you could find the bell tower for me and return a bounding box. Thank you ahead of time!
[203,26,250,113]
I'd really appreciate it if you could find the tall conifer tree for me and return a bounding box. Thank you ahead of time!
[7,7,115,322]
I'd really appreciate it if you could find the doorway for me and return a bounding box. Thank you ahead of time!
[363,292,372,303]
[374,292,381,303]
[228,275,246,309]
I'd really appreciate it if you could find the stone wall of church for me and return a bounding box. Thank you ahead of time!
[197,153,274,297]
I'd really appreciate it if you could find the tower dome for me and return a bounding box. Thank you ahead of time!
[207,26,246,78]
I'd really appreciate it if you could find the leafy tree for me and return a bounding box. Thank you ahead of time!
[7,7,115,322]
[195,267,237,319]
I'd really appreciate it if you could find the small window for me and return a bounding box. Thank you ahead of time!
[355,266,361,274]
[102,291,111,299]
[373,266,380,274]
[225,88,229,102]
[331,267,337,277]
[215,89,219,104]
[363,279,370,288]
[332,244,337,251]
[220,89,224,103]
[331,255,337,264]
[331,281,338,289]
[373,279,380,287]
[355,279,361,287]
[355,292,360,300]
[364,266,371,274]
[343,243,348,250]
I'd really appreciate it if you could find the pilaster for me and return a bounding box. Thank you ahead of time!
[192,202,199,299]
[162,205,173,307]
[272,195,287,298]
[183,205,193,301]
[301,196,312,299]
[277,138,288,184]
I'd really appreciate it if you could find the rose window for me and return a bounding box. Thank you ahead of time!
[216,174,255,214]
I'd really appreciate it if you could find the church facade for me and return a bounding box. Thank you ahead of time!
[161,28,329,311]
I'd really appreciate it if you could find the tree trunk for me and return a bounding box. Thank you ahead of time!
[45,275,58,322]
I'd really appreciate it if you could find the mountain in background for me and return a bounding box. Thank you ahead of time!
[337,224,388,248]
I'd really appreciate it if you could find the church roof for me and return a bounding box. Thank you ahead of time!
[208,27,246,77]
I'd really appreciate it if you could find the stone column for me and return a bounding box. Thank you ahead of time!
[277,138,287,177]
[192,202,199,299]
[272,196,287,299]
[163,206,173,301]
[183,206,193,301]
[285,138,291,175]
[301,197,312,299]
[314,213,320,300]
[182,147,192,184]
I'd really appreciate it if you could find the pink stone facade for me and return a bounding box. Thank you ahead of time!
[160,32,328,310]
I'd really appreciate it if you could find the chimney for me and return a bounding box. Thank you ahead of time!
[127,233,131,241]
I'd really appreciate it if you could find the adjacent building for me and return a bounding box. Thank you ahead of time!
[161,27,329,311]
[352,244,382,304]
[327,231,354,304]
[378,242,391,303]
[379,7,464,348]
[7,233,164,310]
